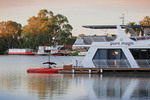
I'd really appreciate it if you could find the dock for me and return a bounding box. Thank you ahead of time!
[58,65,150,74]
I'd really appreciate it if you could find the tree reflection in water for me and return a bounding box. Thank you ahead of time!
[27,74,150,100]
[27,74,72,99]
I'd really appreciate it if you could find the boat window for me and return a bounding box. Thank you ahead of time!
[93,49,126,60]
[92,49,129,68]
[130,49,150,59]
[94,49,107,59]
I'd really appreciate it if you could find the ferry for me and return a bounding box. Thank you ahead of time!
[73,25,150,68]
[8,48,35,55]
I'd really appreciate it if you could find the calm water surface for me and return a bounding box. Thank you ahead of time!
[0,55,150,100]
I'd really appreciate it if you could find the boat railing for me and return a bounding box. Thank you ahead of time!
[93,59,150,68]
[136,60,150,68]
[92,59,131,68]
[73,59,83,68]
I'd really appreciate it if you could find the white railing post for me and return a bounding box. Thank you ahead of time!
[93,59,132,68]
[116,61,119,68]
[125,60,130,68]
[146,60,150,67]
[103,60,108,68]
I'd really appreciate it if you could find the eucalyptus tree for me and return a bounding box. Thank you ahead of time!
[0,37,7,54]
[78,34,85,37]
[48,12,72,45]
[139,16,150,36]
[140,16,150,26]
[21,9,73,50]
[0,20,22,48]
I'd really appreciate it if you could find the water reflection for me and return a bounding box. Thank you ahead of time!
[27,74,72,99]
[81,74,150,100]
[1,56,150,100]
[131,77,150,99]
[0,74,21,90]
[27,74,150,100]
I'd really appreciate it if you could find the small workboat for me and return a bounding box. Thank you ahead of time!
[36,46,69,56]
[27,62,62,73]
[27,48,63,73]
[8,48,35,55]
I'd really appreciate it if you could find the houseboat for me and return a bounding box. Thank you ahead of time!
[27,25,150,74]
[8,48,35,55]
[73,25,150,68]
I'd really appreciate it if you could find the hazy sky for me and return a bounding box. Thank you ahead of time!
[0,0,149,36]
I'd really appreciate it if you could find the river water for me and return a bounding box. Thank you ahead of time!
[0,55,150,100]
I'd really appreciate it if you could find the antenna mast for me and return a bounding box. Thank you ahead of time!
[120,14,125,25]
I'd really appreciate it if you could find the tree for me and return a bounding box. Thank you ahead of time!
[0,20,22,48]
[125,22,141,36]
[65,36,77,45]
[140,16,150,26]
[0,37,7,54]
[50,13,73,45]
[21,9,73,50]
[78,34,85,37]
[139,16,150,36]
[125,16,150,36]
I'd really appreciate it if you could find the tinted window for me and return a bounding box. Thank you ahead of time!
[93,49,126,60]
[130,49,150,59]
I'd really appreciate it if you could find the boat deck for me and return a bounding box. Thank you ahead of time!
[59,65,150,74]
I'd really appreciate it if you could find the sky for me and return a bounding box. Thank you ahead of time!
[0,0,149,36]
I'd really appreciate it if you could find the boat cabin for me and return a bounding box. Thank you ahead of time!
[73,25,150,68]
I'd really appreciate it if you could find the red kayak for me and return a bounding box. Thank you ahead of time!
[27,68,62,73]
